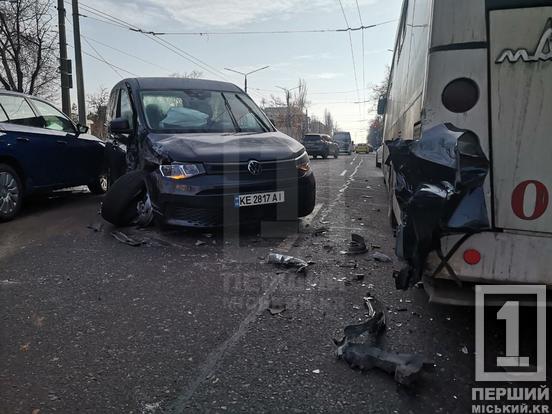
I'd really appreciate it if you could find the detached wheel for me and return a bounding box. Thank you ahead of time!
[88,173,108,195]
[0,164,23,222]
[101,171,151,226]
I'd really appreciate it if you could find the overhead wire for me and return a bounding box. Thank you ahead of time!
[336,0,361,108]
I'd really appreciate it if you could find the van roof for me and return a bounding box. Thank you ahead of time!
[119,77,243,93]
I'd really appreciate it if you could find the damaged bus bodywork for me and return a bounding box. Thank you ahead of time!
[381,0,552,304]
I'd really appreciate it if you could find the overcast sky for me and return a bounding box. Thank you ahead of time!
[67,0,401,142]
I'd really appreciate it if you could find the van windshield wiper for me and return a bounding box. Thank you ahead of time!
[220,93,241,133]
[233,94,271,133]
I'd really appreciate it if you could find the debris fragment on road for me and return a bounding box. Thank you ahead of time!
[342,233,368,255]
[267,299,286,315]
[87,222,104,232]
[111,231,146,247]
[195,240,206,247]
[371,252,392,263]
[337,342,432,386]
[267,253,309,273]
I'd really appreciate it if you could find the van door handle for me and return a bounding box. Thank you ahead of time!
[16,137,30,143]
[56,140,68,145]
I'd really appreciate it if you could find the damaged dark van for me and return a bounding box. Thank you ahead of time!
[101,78,316,228]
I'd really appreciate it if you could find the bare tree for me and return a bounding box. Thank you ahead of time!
[87,86,109,139]
[0,0,58,99]
[169,70,203,79]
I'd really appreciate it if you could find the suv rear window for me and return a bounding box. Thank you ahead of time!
[304,135,322,142]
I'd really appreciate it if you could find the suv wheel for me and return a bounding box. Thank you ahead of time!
[88,174,108,194]
[0,164,23,222]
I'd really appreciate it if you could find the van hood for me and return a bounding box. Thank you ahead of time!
[148,131,305,163]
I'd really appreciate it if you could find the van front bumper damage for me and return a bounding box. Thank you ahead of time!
[385,123,492,294]
[145,169,316,228]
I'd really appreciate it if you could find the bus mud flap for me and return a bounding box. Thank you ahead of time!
[385,123,489,290]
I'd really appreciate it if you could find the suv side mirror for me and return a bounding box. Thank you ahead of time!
[377,96,387,115]
[109,117,132,134]
[76,123,89,134]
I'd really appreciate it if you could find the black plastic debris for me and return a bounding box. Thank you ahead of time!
[87,222,103,232]
[267,299,286,316]
[337,343,432,386]
[385,123,490,289]
[111,231,146,247]
[342,234,368,255]
[343,311,386,340]
[267,253,309,273]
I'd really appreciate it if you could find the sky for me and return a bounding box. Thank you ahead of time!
[66,0,402,142]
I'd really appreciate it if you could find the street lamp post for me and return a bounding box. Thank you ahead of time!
[224,66,269,93]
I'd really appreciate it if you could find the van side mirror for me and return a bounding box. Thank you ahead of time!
[76,123,89,134]
[109,117,132,134]
[377,96,387,115]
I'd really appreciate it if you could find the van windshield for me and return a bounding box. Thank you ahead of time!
[141,90,272,133]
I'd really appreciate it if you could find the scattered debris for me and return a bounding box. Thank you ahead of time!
[372,252,392,263]
[111,231,146,247]
[312,226,329,236]
[343,234,368,255]
[312,369,321,374]
[335,292,430,386]
[20,342,30,352]
[371,243,381,249]
[86,222,103,232]
[195,240,206,247]
[336,343,432,386]
[267,253,309,273]
[267,299,286,315]
[461,346,469,354]
[343,311,386,339]
[354,273,365,281]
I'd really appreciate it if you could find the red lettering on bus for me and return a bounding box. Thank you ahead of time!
[511,180,549,220]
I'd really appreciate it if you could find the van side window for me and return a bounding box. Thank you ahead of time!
[0,104,7,122]
[118,89,134,129]
[0,95,42,128]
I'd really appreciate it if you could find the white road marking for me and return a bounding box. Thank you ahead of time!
[276,202,324,251]
[340,169,347,176]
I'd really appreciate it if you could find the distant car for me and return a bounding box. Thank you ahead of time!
[101,77,316,228]
[0,91,107,222]
[303,133,339,159]
[333,131,353,154]
[355,143,371,154]
[375,145,384,168]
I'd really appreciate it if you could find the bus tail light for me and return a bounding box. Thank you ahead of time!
[463,249,481,265]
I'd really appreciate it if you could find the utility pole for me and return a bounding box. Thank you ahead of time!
[72,0,86,125]
[224,66,269,93]
[57,0,71,115]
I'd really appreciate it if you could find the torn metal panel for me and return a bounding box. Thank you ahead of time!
[386,123,490,289]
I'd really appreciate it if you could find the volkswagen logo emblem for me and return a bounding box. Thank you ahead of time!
[247,160,262,176]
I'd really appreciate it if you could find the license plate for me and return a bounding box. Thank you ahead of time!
[234,191,285,208]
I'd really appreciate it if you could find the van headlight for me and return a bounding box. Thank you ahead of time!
[295,152,311,174]
[159,163,205,180]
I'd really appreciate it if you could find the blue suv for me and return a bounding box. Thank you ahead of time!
[0,91,107,221]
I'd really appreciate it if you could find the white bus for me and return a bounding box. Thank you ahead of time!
[380,0,552,304]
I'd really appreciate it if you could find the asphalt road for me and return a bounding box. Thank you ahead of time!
[0,153,549,414]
